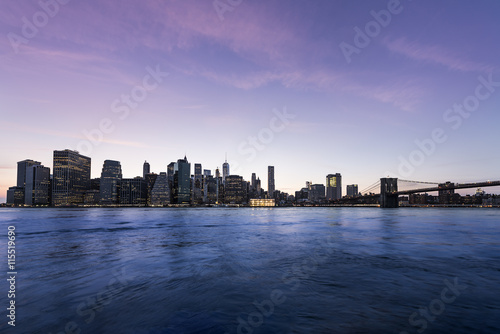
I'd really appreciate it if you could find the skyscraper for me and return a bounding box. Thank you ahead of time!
[25,164,50,205]
[326,173,342,200]
[143,161,150,179]
[52,149,91,206]
[173,156,191,204]
[145,173,158,206]
[151,172,169,206]
[17,159,41,189]
[100,160,122,205]
[251,173,257,190]
[222,157,229,184]
[167,161,176,199]
[224,175,244,204]
[268,166,275,197]
[346,184,359,197]
[193,163,203,204]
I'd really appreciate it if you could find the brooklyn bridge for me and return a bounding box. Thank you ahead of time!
[338,178,500,208]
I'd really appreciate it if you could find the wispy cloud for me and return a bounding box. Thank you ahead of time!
[0,121,148,149]
[384,37,496,73]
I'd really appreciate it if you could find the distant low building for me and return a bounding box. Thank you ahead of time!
[309,184,326,203]
[7,187,24,206]
[346,184,358,197]
[250,198,275,207]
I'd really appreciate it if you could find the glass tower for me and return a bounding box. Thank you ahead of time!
[52,149,91,206]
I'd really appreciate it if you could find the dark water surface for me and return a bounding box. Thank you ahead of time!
[0,207,499,334]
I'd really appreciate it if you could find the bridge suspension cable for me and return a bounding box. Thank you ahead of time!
[361,180,380,195]
[398,179,439,185]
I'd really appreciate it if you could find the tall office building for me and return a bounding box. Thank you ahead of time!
[145,173,158,206]
[326,173,342,200]
[167,162,175,197]
[120,177,147,205]
[151,172,169,206]
[173,156,191,204]
[100,160,122,205]
[202,169,211,203]
[224,175,244,204]
[17,159,41,189]
[143,161,150,179]
[204,175,218,204]
[52,150,91,206]
[194,163,202,176]
[193,163,203,204]
[222,158,229,184]
[251,173,257,190]
[25,164,50,205]
[268,166,275,197]
[346,184,359,197]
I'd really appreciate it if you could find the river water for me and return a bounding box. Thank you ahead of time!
[0,207,499,333]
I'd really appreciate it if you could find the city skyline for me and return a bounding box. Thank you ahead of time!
[5,148,500,207]
[2,1,500,203]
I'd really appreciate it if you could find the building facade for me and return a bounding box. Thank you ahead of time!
[52,150,91,206]
[224,175,244,204]
[326,173,342,200]
[25,164,50,205]
[268,166,275,198]
[143,161,150,179]
[193,163,203,204]
[7,187,25,205]
[151,172,169,206]
[309,184,326,203]
[346,184,359,197]
[222,159,229,184]
[120,177,147,205]
[100,160,122,205]
[173,156,191,204]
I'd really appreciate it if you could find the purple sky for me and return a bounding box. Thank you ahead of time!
[1,0,500,202]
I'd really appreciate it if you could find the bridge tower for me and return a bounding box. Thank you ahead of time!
[380,178,398,208]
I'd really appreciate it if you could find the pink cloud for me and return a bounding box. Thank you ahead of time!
[384,37,496,73]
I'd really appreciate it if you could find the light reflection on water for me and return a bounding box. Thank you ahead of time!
[0,207,499,333]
